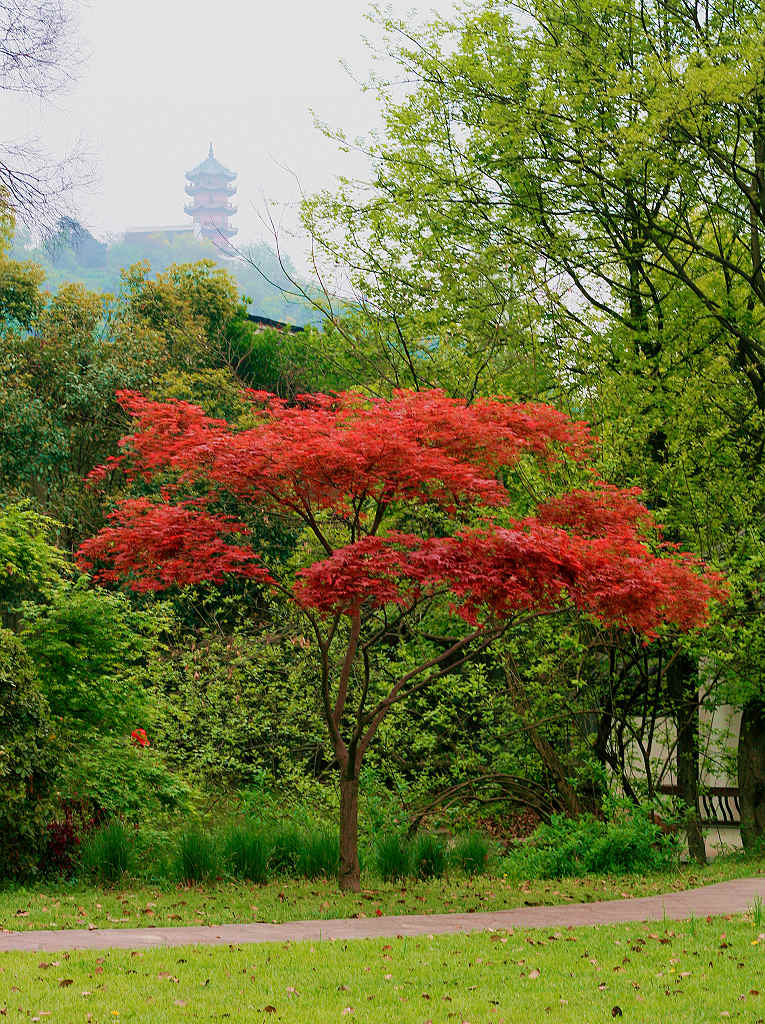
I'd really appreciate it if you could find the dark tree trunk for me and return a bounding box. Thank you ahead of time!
[738,698,765,851]
[504,667,585,816]
[667,653,706,863]
[339,773,361,892]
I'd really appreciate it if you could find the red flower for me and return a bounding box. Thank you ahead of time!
[130,728,149,748]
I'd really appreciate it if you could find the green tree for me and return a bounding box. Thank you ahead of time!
[0,628,56,877]
[303,0,765,854]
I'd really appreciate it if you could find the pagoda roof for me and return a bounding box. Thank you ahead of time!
[186,143,236,182]
[185,180,236,197]
[185,201,238,217]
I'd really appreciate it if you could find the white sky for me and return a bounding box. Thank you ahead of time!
[6,0,461,260]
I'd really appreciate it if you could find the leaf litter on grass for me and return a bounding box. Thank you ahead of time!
[2,854,763,932]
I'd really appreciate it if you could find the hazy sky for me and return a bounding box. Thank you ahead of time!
[7,0,461,260]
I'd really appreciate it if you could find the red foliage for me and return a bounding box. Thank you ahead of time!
[293,532,427,613]
[77,498,274,592]
[78,389,723,637]
[106,388,591,517]
[130,728,150,748]
[296,524,724,635]
[43,802,105,875]
[44,817,81,874]
[536,482,656,538]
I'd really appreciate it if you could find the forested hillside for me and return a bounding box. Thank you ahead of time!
[9,220,322,326]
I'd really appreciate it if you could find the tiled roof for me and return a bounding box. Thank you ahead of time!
[186,143,236,181]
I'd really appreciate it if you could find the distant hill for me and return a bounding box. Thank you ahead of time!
[10,221,322,328]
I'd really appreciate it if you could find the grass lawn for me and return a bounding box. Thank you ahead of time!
[1,852,763,933]
[1,913,763,1022]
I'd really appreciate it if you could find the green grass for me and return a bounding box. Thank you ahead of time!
[221,825,270,883]
[1,852,763,933]
[411,832,448,879]
[1,914,763,1021]
[296,829,337,879]
[80,822,135,885]
[373,832,412,881]
[453,830,492,875]
[172,829,222,885]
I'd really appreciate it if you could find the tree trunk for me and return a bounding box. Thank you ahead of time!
[504,666,585,816]
[738,698,765,851]
[667,654,706,864]
[339,773,361,892]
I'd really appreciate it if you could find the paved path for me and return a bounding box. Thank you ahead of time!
[1,878,763,953]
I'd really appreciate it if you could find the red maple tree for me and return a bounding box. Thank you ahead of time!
[78,388,724,890]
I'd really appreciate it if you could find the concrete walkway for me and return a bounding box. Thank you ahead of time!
[1,878,763,953]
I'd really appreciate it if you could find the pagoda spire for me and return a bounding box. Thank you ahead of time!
[184,144,237,244]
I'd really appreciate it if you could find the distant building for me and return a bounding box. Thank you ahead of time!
[184,143,237,246]
[246,313,304,334]
[123,224,196,245]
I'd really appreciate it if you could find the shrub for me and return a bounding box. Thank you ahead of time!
[586,819,671,874]
[453,832,491,875]
[44,816,82,876]
[412,832,448,879]
[502,814,601,879]
[151,634,328,793]
[173,827,221,883]
[502,809,680,879]
[69,739,192,819]
[132,824,174,882]
[0,629,58,878]
[223,825,269,883]
[298,829,337,879]
[374,832,411,881]
[80,820,134,883]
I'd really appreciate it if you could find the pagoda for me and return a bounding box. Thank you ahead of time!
[184,143,237,243]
